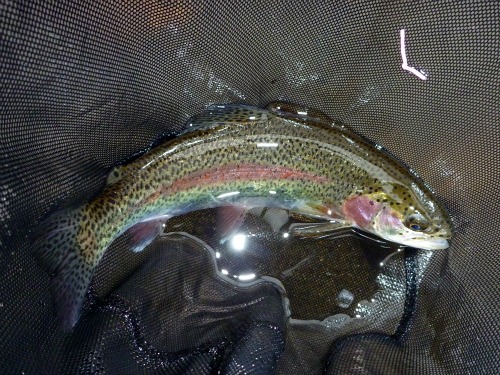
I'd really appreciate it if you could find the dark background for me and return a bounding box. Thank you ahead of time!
[0,1,498,374]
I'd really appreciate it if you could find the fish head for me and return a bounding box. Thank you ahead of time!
[342,185,453,250]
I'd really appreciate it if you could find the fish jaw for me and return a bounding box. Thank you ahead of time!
[388,235,449,250]
[374,225,450,249]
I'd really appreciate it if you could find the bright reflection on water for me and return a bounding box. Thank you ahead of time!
[229,233,247,251]
[237,273,256,281]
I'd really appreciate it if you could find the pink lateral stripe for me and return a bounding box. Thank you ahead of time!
[164,163,330,194]
[140,163,327,199]
[139,163,330,207]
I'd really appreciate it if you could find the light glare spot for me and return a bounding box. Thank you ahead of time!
[221,269,229,275]
[238,273,256,281]
[256,142,279,148]
[215,252,221,259]
[217,191,240,199]
[283,232,289,238]
[230,233,247,251]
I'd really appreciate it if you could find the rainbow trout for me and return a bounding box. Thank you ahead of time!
[35,103,453,330]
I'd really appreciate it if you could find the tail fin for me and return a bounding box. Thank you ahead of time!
[33,207,95,330]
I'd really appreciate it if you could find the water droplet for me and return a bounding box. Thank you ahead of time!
[336,289,354,308]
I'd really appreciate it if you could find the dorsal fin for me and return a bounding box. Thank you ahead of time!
[266,101,333,125]
[183,104,270,134]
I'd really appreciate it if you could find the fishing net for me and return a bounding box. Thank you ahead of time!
[1,1,498,374]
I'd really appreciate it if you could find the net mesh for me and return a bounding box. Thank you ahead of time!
[0,1,498,374]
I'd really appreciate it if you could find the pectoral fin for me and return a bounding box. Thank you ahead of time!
[291,201,338,220]
[289,220,352,238]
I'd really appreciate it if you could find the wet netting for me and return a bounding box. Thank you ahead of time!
[1,1,498,374]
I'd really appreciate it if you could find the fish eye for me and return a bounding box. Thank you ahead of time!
[404,213,430,232]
